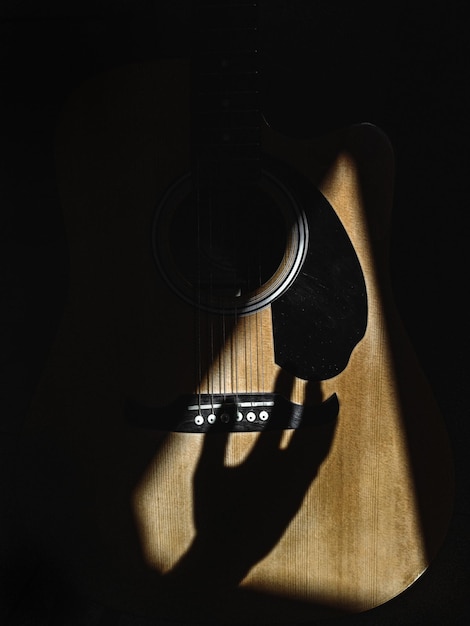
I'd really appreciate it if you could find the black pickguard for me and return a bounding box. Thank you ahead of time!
[267,157,368,381]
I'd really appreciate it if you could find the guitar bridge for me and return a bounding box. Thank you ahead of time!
[126,392,338,433]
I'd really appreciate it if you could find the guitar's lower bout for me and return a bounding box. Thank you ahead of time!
[126,392,339,432]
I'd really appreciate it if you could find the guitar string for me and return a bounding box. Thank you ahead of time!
[234,295,239,409]
[248,250,254,405]
[222,307,227,403]
[195,178,202,413]
[208,189,215,412]
[220,196,227,406]
[234,223,241,410]
[217,190,223,406]
[258,263,264,397]
[234,224,241,409]
[230,204,236,405]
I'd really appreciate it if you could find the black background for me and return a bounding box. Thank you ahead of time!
[1,1,469,624]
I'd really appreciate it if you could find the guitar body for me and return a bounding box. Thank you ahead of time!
[18,60,453,623]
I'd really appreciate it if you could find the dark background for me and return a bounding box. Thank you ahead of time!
[1,1,469,624]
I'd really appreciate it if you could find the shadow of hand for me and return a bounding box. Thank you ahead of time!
[167,378,337,592]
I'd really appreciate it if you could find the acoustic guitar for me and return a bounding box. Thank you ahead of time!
[18,2,453,623]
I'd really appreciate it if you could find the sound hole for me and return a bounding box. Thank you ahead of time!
[170,186,287,299]
[152,170,308,315]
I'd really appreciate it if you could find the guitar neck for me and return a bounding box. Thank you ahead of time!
[191,1,262,187]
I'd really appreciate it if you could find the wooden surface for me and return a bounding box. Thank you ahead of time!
[17,60,454,623]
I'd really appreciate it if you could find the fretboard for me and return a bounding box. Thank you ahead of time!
[191,1,261,188]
